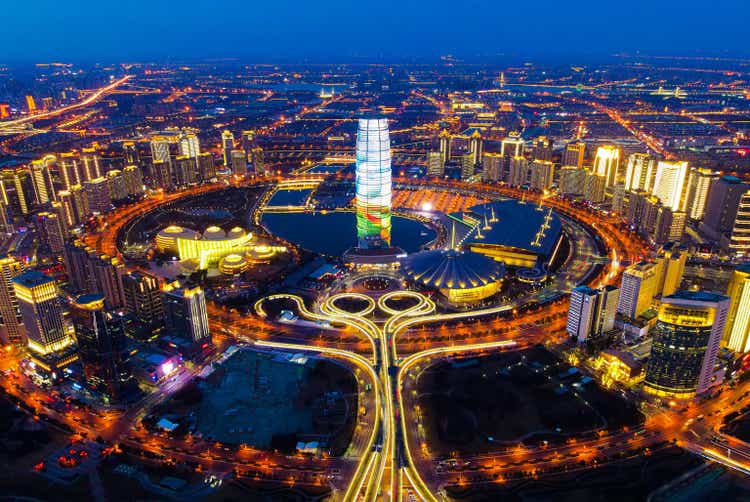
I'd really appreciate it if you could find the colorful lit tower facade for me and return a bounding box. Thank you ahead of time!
[355,118,392,249]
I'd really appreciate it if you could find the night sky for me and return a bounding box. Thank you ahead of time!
[4,0,748,62]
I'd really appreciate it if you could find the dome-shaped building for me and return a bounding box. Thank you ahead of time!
[218,254,249,275]
[155,226,200,253]
[401,249,505,304]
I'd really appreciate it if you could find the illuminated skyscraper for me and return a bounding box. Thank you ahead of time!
[355,118,392,249]
[562,142,585,168]
[469,130,483,166]
[644,291,729,398]
[13,271,71,356]
[439,129,451,163]
[0,256,26,346]
[617,261,662,319]
[30,156,57,205]
[71,294,132,401]
[25,95,37,114]
[592,145,620,187]
[84,177,111,214]
[684,167,717,220]
[122,165,144,197]
[428,151,445,178]
[163,282,211,345]
[231,149,247,176]
[221,130,235,167]
[178,131,200,158]
[725,264,750,352]
[652,160,689,211]
[624,153,656,192]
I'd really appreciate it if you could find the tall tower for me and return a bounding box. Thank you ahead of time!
[163,282,211,345]
[71,294,132,401]
[355,118,392,249]
[592,145,620,187]
[725,264,750,352]
[652,160,689,211]
[221,130,235,167]
[0,256,26,346]
[644,291,729,398]
[13,271,70,356]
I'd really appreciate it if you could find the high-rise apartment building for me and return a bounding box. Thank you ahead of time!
[84,177,111,214]
[701,176,748,240]
[428,151,445,178]
[559,167,586,196]
[122,271,164,334]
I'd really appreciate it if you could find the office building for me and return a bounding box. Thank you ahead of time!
[624,153,656,192]
[221,130,234,167]
[355,118,392,249]
[592,145,620,187]
[84,177,111,214]
[231,149,247,176]
[87,251,127,310]
[612,185,628,215]
[461,153,475,180]
[701,176,748,241]
[71,294,132,401]
[501,136,524,158]
[150,137,172,164]
[684,168,718,220]
[728,189,750,257]
[644,291,729,399]
[0,256,26,346]
[583,172,606,203]
[151,160,174,191]
[197,152,215,181]
[174,155,197,187]
[567,285,619,343]
[562,142,585,168]
[559,167,586,196]
[652,160,689,211]
[79,149,101,181]
[469,130,483,166]
[658,244,687,297]
[725,264,750,353]
[653,206,686,244]
[178,131,200,158]
[531,136,553,162]
[122,165,143,197]
[241,130,255,159]
[14,271,71,356]
[122,271,164,334]
[36,212,65,254]
[63,240,93,293]
[122,141,140,165]
[439,129,451,163]
[529,160,554,192]
[29,157,56,205]
[427,151,445,178]
[481,152,501,182]
[617,261,663,318]
[163,282,211,345]
[69,184,90,222]
[507,156,528,186]
[25,95,37,113]
[0,168,33,220]
[106,170,128,202]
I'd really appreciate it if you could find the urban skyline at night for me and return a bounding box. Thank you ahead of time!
[3,1,750,501]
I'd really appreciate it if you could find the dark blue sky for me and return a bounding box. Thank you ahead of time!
[4,0,748,62]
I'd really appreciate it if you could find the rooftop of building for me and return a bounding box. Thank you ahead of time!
[456,199,563,258]
[664,290,730,303]
[13,270,54,288]
[401,248,505,290]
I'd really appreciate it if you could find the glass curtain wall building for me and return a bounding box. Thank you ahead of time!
[355,118,392,249]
